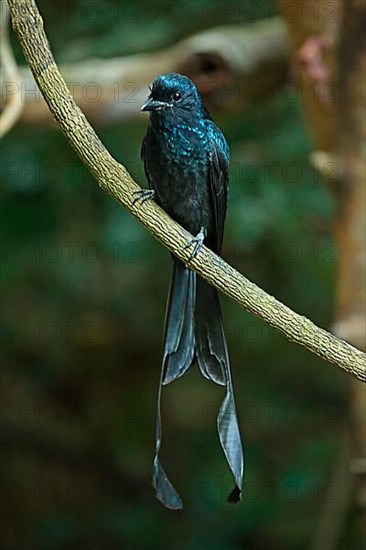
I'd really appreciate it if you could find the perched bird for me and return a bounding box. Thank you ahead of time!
[136,73,243,509]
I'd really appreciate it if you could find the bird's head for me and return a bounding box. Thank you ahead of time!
[141,73,206,120]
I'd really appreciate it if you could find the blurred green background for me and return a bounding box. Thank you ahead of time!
[1,1,353,549]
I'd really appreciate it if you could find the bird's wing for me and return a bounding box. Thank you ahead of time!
[140,134,151,186]
[140,133,154,193]
[140,134,146,161]
[207,123,229,253]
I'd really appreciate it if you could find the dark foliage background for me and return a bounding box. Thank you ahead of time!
[1,1,351,548]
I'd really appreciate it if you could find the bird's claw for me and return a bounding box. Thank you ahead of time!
[183,226,207,261]
[132,189,155,205]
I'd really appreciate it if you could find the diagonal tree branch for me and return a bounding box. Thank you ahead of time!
[7,0,366,382]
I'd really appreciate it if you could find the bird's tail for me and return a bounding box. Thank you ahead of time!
[153,259,244,509]
[161,259,196,385]
[196,276,244,503]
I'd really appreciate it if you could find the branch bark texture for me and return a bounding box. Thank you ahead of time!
[7,0,366,383]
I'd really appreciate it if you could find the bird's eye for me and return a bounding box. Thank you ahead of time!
[172,91,181,101]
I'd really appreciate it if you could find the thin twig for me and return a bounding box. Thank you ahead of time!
[0,0,23,138]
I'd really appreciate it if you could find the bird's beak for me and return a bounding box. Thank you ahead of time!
[141,98,170,112]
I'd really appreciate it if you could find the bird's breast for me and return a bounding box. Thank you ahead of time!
[146,124,211,234]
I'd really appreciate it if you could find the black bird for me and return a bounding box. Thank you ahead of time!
[136,73,243,509]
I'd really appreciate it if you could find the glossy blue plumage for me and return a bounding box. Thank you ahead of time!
[141,73,229,252]
[140,73,243,510]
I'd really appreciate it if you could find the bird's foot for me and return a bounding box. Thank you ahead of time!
[183,226,207,261]
[132,189,155,205]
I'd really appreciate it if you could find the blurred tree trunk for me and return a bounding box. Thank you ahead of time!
[0,18,288,127]
[280,0,365,547]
